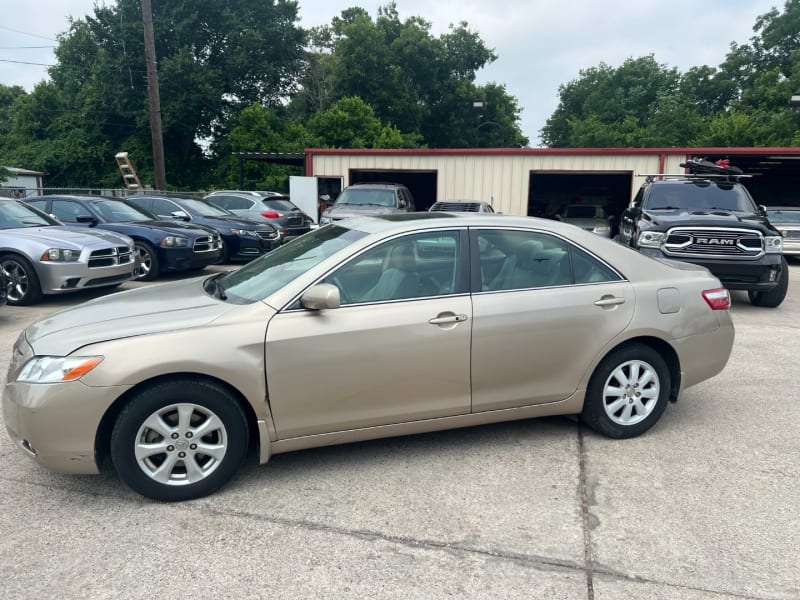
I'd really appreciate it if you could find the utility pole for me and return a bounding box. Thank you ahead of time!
[141,0,167,190]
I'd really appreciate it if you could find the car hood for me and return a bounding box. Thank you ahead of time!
[26,277,233,356]
[562,218,608,229]
[100,220,215,237]
[200,216,274,231]
[324,204,397,219]
[1,226,131,249]
[642,210,777,234]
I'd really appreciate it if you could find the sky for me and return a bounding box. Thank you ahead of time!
[0,0,780,145]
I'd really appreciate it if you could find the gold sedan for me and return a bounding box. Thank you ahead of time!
[3,214,734,501]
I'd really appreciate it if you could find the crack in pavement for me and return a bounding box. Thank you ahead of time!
[577,424,595,600]
[0,477,791,600]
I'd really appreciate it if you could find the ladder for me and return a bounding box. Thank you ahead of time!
[115,152,142,189]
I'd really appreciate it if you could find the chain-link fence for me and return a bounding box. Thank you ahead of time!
[0,187,206,199]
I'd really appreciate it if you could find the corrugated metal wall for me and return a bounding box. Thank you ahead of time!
[310,152,674,215]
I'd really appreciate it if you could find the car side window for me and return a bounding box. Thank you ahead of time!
[213,195,250,210]
[151,198,179,217]
[51,200,93,223]
[478,229,571,292]
[570,245,622,284]
[323,231,462,305]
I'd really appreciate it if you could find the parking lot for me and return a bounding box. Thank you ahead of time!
[0,262,798,600]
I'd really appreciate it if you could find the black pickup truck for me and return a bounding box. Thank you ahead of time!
[618,160,788,307]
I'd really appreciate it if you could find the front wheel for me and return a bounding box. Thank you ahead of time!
[134,241,160,281]
[111,379,249,501]
[580,344,670,439]
[748,258,789,308]
[1,254,43,305]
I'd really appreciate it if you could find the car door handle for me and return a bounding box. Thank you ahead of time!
[594,296,626,307]
[428,313,468,325]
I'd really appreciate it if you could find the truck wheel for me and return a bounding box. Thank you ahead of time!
[748,257,789,308]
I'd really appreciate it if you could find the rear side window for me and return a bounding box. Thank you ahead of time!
[211,195,252,210]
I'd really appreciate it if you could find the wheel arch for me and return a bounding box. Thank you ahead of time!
[94,372,263,468]
[596,336,681,402]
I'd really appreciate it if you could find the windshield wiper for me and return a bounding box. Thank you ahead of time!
[204,272,227,300]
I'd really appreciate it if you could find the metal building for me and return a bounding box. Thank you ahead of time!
[303,147,800,219]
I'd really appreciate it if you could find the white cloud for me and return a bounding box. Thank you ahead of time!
[0,0,777,143]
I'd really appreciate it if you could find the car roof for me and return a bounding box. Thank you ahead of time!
[345,183,406,190]
[132,193,205,201]
[336,212,584,236]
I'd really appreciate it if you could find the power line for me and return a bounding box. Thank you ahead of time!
[0,59,54,67]
[0,45,57,49]
[0,26,57,42]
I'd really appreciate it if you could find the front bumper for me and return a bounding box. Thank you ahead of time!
[159,246,222,272]
[279,226,312,243]
[3,379,132,474]
[37,260,137,294]
[640,248,784,291]
[224,234,280,261]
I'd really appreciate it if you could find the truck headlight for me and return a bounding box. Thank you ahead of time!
[17,356,104,384]
[637,231,665,248]
[764,235,783,254]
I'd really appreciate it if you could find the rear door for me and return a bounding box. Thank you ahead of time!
[470,227,635,412]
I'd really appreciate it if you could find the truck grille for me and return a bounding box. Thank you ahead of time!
[663,227,763,258]
[88,246,134,268]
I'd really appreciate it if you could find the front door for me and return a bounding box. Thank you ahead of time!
[265,229,472,439]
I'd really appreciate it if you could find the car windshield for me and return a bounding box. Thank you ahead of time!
[767,209,800,223]
[646,182,756,212]
[563,205,605,219]
[335,189,396,207]
[181,199,232,217]
[91,199,155,222]
[262,198,298,212]
[216,225,367,303]
[0,200,58,228]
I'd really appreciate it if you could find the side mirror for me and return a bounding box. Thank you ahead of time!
[758,205,768,216]
[301,283,341,310]
[171,210,190,221]
[76,215,99,226]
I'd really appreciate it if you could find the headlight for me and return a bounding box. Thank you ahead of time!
[230,229,258,237]
[17,356,104,384]
[764,235,783,254]
[637,230,665,248]
[40,248,80,262]
[319,216,331,225]
[160,236,188,248]
[592,226,611,234]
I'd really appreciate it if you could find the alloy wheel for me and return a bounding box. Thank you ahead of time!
[602,359,660,426]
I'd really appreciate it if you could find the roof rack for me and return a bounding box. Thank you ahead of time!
[638,159,752,183]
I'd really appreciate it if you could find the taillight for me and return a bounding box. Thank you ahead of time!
[702,288,730,310]
[260,211,283,218]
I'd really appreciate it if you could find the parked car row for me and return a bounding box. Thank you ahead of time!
[0,192,313,306]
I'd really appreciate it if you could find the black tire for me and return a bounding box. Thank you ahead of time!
[134,241,160,281]
[580,343,670,439]
[1,254,43,306]
[748,257,789,308]
[111,379,249,501]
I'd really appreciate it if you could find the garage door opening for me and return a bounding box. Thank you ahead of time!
[529,172,633,234]
[349,170,438,211]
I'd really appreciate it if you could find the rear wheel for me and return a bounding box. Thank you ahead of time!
[1,254,43,305]
[134,241,160,281]
[111,379,249,501]
[580,344,670,439]
[748,258,789,308]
